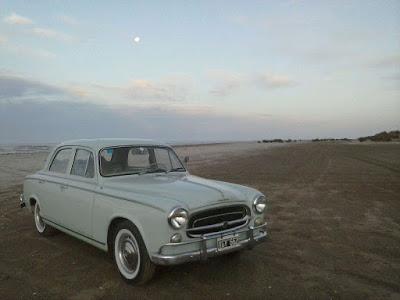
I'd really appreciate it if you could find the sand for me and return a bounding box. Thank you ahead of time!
[0,141,399,298]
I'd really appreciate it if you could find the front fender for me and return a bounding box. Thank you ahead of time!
[93,194,177,255]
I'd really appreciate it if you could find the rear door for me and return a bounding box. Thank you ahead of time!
[40,147,74,222]
[60,148,96,237]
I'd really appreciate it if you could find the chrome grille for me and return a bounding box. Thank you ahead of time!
[187,205,249,237]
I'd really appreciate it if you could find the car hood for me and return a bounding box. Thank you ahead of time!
[102,173,252,211]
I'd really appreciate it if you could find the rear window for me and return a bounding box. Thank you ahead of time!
[49,148,72,174]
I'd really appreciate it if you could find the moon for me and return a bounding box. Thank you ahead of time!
[133,36,140,44]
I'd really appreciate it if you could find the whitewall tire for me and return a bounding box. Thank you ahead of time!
[112,221,155,284]
[33,202,55,236]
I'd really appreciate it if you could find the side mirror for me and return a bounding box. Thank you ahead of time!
[184,156,190,163]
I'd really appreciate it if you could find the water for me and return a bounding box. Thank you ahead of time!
[0,139,250,154]
[0,143,55,154]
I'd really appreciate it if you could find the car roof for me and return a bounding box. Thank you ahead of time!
[56,138,169,151]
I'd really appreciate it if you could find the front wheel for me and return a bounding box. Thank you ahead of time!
[33,202,55,236]
[113,221,155,284]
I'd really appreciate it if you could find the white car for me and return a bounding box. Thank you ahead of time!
[21,139,267,284]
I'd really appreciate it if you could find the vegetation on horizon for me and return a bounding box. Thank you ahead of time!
[358,130,400,142]
[257,130,400,144]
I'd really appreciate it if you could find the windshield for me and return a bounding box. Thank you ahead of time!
[99,146,186,177]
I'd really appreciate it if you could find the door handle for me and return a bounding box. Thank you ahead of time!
[60,184,68,191]
[38,179,45,184]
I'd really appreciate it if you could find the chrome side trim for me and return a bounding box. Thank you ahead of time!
[42,217,105,246]
[24,177,165,213]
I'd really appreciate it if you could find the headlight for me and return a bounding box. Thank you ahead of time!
[168,207,188,229]
[253,195,266,214]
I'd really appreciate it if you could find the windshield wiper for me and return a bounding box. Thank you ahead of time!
[169,167,186,172]
[139,168,168,175]
[138,166,186,175]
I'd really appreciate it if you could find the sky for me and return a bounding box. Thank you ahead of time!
[0,0,399,143]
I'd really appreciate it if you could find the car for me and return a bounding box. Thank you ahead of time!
[20,138,267,284]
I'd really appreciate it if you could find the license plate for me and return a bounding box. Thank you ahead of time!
[217,235,239,251]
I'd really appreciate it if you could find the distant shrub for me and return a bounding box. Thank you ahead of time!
[388,130,400,139]
[262,139,284,143]
[312,138,342,142]
[358,130,399,142]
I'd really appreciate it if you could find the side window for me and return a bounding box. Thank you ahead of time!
[49,149,72,174]
[154,148,172,168]
[71,149,94,178]
[169,150,183,169]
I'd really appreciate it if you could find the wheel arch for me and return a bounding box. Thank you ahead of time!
[106,214,148,254]
[28,194,40,212]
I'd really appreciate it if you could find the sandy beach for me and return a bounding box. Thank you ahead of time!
[0,141,399,298]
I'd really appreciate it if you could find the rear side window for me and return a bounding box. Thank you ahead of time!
[49,149,72,174]
[71,149,94,178]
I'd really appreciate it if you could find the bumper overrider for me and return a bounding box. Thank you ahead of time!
[19,194,26,208]
[151,223,267,266]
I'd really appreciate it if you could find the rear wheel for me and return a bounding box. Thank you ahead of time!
[33,202,55,236]
[112,221,155,284]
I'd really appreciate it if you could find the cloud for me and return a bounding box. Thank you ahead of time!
[19,47,57,59]
[368,55,400,85]
[2,98,391,144]
[369,54,400,69]
[209,70,295,96]
[255,74,295,89]
[209,71,244,97]
[0,74,396,143]
[31,27,74,42]
[381,73,400,81]
[90,75,193,104]
[2,43,57,59]
[0,72,192,106]
[57,15,79,26]
[0,73,69,101]
[227,15,249,26]
[0,73,296,143]
[127,79,178,101]
[0,99,292,143]
[0,35,7,44]
[3,13,33,25]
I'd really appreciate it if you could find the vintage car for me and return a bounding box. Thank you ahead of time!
[20,139,267,284]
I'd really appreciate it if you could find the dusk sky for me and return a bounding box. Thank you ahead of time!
[1,1,399,143]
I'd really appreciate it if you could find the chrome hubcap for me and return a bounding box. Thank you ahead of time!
[115,229,140,279]
[34,204,45,233]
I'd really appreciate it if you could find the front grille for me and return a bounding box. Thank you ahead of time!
[187,205,249,237]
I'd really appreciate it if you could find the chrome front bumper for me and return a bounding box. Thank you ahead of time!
[151,223,267,266]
